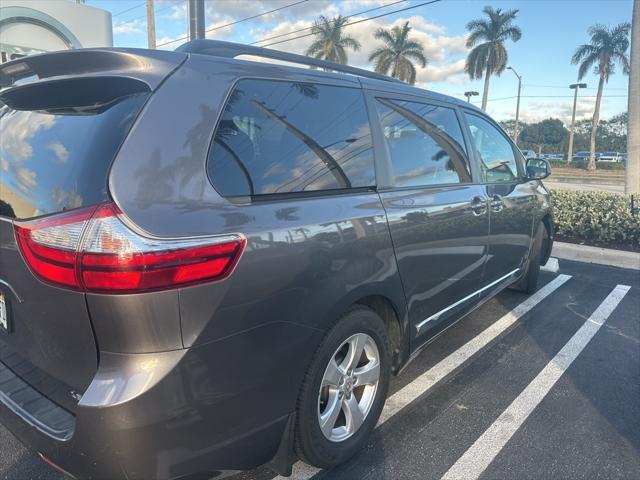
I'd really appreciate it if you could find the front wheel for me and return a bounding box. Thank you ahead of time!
[294,306,391,469]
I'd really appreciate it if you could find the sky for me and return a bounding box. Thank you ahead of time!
[84,0,632,124]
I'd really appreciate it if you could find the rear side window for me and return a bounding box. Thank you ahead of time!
[375,98,470,188]
[207,79,375,198]
[0,94,147,219]
[464,113,519,183]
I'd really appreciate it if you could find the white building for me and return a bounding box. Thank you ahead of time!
[0,0,112,63]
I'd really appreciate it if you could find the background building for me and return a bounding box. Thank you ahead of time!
[0,0,112,63]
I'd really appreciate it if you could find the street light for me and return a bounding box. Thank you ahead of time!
[464,91,479,103]
[567,82,587,162]
[507,66,522,146]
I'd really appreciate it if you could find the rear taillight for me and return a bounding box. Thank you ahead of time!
[14,203,245,293]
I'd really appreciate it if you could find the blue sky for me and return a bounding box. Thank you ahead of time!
[86,0,632,124]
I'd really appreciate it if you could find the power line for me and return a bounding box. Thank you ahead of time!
[113,2,145,17]
[250,0,407,46]
[260,0,443,48]
[119,3,175,24]
[209,0,309,32]
[470,94,627,103]
[157,0,310,48]
[523,83,627,91]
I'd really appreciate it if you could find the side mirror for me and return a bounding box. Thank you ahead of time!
[526,158,551,180]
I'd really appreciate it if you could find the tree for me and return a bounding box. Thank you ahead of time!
[519,119,568,155]
[465,6,521,110]
[369,22,427,85]
[572,22,631,170]
[305,15,360,64]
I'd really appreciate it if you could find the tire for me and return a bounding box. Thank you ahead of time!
[513,222,546,294]
[294,306,391,469]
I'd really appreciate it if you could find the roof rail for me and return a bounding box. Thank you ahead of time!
[176,39,402,84]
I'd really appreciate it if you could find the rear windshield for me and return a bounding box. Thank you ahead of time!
[0,94,147,219]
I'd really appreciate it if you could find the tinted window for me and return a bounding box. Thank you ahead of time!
[464,113,519,183]
[0,94,147,219]
[375,98,470,187]
[207,79,375,197]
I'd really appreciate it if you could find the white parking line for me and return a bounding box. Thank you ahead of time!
[277,274,573,480]
[441,284,631,480]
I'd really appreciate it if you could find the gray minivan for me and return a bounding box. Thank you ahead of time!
[0,40,553,479]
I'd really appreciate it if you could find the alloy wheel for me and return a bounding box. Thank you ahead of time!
[317,333,380,442]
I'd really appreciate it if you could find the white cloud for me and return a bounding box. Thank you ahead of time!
[416,59,467,85]
[0,112,55,161]
[491,97,599,124]
[47,142,69,163]
[14,167,37,193]
[113,19,145,35]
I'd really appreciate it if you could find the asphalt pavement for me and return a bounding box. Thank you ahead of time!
[1,260,638,480]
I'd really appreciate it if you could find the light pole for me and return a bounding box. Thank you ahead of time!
[188,0,205,40]
[627,0,639,196]
[567,82,587,162]
[464,91,479,103]
[507,66,522,145]
[146,0,156,49]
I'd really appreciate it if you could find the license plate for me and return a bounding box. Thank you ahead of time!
[0,293,7,332]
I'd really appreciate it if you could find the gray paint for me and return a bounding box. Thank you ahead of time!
[0,42,552,479]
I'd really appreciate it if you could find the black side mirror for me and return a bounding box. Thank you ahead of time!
[526,158,551,180]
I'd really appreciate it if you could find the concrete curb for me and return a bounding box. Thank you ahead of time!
[552,241,640,271]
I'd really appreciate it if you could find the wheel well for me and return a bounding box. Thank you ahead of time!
[354,295,404,371]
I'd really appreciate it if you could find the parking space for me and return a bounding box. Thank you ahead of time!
[1,260,638,480]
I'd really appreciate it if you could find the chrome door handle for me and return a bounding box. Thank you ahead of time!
[490,194,504,213]
[470,196,487,216]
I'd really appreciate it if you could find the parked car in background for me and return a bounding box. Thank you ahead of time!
[572,151,601,161]
[545,153,564,161]
[599,151,623,162]
[520,149,538,159]
[0,40,554,480]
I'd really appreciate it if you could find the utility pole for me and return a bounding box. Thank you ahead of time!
[627,0,639,195]
[188,0,206,41]
[464,91,479,103]
[567,83,587,162]
[507,66,522,145]
[146,0,156,49]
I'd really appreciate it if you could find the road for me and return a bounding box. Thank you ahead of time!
[0,260,638,480]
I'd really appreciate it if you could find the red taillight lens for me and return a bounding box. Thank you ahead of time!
[14,203,245,293]
[14,206,97,289]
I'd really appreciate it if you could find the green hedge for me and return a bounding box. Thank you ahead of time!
[550,189,640,250]
[549,160,625,171]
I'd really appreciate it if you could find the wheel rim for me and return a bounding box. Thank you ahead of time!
[317,333,380,442]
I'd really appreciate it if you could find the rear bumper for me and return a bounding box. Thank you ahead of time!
[0,321,320,479]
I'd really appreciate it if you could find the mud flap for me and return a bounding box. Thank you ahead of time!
[267,412,297,477]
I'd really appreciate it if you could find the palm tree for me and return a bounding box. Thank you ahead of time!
[305,15,360,64]
[369,22,427,85]
[572,23,631,170]
[465,6,522,110]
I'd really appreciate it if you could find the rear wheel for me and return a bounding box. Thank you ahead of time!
[295,306,391,469]
[513,222,546,294]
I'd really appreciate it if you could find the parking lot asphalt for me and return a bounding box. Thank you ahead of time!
[1,259,638,480]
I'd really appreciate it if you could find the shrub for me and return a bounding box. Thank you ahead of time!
[549,160,625,171]
[550,189,640,249]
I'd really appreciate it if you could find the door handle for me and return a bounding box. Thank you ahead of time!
[490,194,504,213]
[470,196,487,216]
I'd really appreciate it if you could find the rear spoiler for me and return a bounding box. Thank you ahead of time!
[0,48,186,91]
